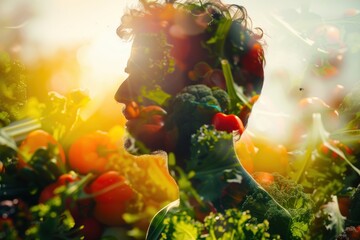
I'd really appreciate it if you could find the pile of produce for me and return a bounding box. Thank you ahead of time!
[1,0,360,239]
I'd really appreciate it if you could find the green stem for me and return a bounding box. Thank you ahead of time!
[221,60,250,112]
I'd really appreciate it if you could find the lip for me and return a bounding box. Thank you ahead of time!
[120,100,140,120]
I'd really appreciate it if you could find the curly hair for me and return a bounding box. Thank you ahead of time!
[117,0,262,40]
[117,0,265,94]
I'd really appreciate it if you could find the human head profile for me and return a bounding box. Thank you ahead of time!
[114,0,266,155]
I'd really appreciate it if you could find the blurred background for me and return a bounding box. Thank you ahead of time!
[1,0,360,139]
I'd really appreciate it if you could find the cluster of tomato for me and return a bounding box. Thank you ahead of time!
[12,128,178,239]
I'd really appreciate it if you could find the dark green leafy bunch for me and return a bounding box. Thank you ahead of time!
[25,196,81,240]
[265,174,315,240]
[158,208,277,240]
[240,188,292,239]
[309,195,346,240]
[25,174,93,240]
[159,210,204,240]
[165,84,230,156]
[0,52,27,127]
[1,148,65,203]
[203,209,278,240]
[295,144,353,209]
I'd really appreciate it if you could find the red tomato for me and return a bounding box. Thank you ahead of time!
[318,139,353,160]
[89,171,134,203]
[17,129,65,166]
[38,173,78,203]
[76,217,104,240]
[337,196,351,217]
[89,171,134,226]
[126,105,168,151]
[38,183,59,204]
[69,198,94,221]
[93,202,127,226]
[68,131,117,174]
[212,112,245,134]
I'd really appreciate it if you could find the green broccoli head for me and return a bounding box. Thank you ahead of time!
[165,84,230,156]
[266,173,315,239]
[241,188,292,239]
[241,173,315,240]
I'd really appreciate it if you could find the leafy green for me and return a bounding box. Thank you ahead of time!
[265,174,315,239]
[26,197,80,240]
[165,84,229,156]
[161,210,202,240]
[309,195,346,240]
[0,52,27,127]
[151,207,277,240]
[188,124,234,173]
[33,90,90,142]
[292,114,359,208]
[204,209,277,240]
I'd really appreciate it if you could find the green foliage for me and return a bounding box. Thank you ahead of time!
[266,174,315,239]
[35,90,90,141]
[204,209,277,240]
[187,125,292,238]
[187,125,241,202]
[188,125,233,172]
[1,147,64,201]
[338,82,360,130]
[309,196,346,240]
[0,52,27,127]
[241,189,292,239]
[26,197,80,240]
[160,211,203,240]
[158,208,277,240]
[165,84,229,153]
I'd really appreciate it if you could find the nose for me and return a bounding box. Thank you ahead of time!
[114,78,133,104]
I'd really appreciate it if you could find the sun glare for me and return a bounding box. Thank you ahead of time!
[77,31,132,97]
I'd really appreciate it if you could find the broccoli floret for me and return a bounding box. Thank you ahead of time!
[265,174,314,239]
[241,189,292,239]
[0,52,27,127]
[211,88,230,113]
[203,209,277,240]
[149,205,276,240]
[165,84,230,157]
[160,210,203,240]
